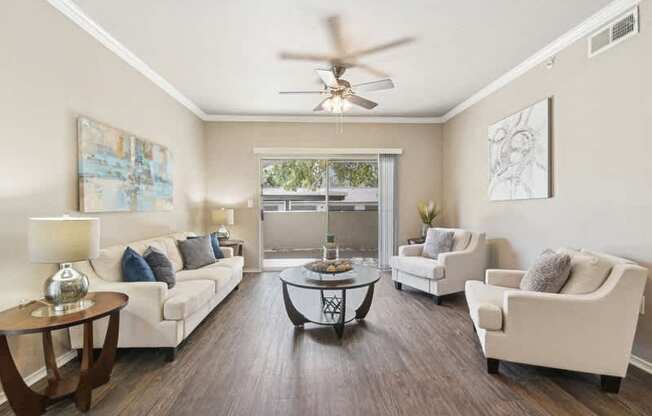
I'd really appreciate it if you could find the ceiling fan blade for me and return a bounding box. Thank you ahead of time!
[326,15,346,56]
[279,90,324,95]
[315,69,339,88]
[313,98,330,112]
[352,62,389,78]
[346,95,378,110]
[343,37,415,59]
[279,52,332,62]
[352,79,394,92]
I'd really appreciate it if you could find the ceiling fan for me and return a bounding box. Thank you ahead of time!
[278,16,414,113]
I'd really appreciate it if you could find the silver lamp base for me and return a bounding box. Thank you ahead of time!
[32,263,92,317]
[31,299,95,318]
[216,225,231,240]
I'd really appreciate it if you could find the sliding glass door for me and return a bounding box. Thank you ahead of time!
[261,157,378,269]
[327,160,378,264]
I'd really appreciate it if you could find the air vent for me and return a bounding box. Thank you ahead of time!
[589,7,639,58]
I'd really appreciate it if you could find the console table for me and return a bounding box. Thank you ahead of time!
[0,292,128,415]
[220,239,244,257]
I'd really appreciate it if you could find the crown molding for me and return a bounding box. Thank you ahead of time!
[47,0,442,125]
[441,0,642,122]
[253,147,402,155]
[48,0,207,120]
[49,0,639,125]
[203,114,444,124]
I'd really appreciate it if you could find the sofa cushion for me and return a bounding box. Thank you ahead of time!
[214,256,245,270]
[121,247,156,283]
[176,264,233,292]
[435,228,472,251]
[558,248,612,295]
[178,236,216,270]
[580,249,635,266]
[155,237,181,272]
[465,280,509,330]
[144,246,176,289]
[127,237,168,257]
[391,256,445,280]
[91,244,126,282]
[422,229,455,259]
[520,250,571,293]
[163,280,215,320]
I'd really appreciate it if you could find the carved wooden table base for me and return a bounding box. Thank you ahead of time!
[0,292,127,415]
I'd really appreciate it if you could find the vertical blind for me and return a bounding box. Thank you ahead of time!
[377,154,398,271]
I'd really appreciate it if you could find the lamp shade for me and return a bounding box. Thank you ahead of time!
[211,209,234,226]
[28,217,100,263]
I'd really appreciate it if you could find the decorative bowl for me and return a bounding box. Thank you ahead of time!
[304,260,353,274]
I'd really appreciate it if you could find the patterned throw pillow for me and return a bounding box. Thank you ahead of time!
[178,235,216,270]
[121,247,156,283]
[422,229,455,259]
[520,249,572,293]
[143,246,176,288]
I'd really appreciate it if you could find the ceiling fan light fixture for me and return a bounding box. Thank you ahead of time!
[324,94,351,113]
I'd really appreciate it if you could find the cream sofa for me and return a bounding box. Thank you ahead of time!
[465,249,648,393]
[391,228,487,304]
[70,232,243,361]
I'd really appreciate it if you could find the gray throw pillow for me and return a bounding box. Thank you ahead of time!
[143,246,176,288]
[177,236,216,270]
[520,249,572,293]
[422,229,455,259]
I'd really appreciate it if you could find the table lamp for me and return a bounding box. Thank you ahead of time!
[211,208,234,240]
[28,216,100,316]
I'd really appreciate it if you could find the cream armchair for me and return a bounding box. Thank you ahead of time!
[465,249,648,393]
[391,228,487,304]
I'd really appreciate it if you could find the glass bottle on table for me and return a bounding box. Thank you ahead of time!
[322,233,339,262]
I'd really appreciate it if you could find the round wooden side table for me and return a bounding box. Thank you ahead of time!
[0,292,128,415]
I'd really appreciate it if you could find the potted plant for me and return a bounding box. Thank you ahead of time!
[417,201,440,237]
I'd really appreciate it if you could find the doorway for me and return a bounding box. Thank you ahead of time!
[260,157,378,270]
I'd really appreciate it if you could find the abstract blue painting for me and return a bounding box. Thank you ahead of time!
[78,117,173,212]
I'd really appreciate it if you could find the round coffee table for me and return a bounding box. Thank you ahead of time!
[0,292,128,415]
[279,265,380,338]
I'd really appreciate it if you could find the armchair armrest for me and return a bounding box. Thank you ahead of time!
[398,244,423,257]
[221,247,234,258]
[502,282,642,376]
[485,269,526,288]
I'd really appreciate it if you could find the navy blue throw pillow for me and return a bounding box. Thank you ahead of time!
[188,233,224,259]
[121,247,156,283]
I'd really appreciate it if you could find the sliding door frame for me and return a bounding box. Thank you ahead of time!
[257,153,379,271]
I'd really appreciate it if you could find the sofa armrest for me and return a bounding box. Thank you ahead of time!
[398,244,423,257]
[221,247,234,258]
[485,269,526,289]
[75,261,168,323]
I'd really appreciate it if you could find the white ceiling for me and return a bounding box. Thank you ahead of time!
[72,0,613,118]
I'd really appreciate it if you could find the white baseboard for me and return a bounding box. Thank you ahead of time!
[0,349,78,405]
[630,354,652,375]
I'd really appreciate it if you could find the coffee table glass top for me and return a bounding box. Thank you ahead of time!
[279,264,380,290]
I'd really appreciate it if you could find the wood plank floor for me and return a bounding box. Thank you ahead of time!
[3,272,652,416]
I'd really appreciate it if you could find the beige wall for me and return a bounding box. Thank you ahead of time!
[442,1,652,361]
[204,122,443,269]
[0,0,205,380]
